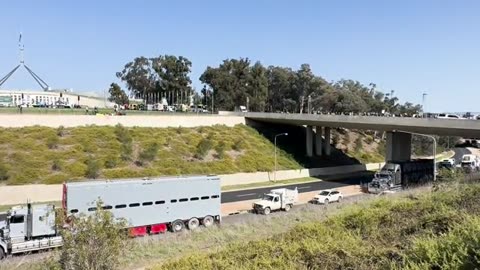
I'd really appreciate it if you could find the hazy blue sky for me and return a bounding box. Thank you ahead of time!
[1,1,478,112]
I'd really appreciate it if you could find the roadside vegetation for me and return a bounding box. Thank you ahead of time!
[0,124,387,185]
[153,181,480,269]
[0,124,302,185]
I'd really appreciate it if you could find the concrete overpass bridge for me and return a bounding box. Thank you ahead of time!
[244,112,480,162]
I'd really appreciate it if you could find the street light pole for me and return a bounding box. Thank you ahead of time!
[422,93,427,118]
[274,133,288,182]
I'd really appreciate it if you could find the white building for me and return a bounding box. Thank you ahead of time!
[0,89,114,108]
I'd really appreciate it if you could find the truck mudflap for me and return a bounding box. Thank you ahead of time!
[10,236,63,254]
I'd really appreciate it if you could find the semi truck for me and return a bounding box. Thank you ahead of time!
[0,204,63,260]
[0,175,221,259]
[252,188,298,215]
[367,159,434,194]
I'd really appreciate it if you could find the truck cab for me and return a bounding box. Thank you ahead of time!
[253,188,298,215]
[368,163,402,194]
[0,204,62,259]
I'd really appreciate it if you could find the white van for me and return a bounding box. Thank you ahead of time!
[436,113,464,120]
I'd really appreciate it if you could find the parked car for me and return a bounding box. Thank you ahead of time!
[311,190,343,204]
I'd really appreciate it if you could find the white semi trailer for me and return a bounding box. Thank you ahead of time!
[0,175,221,259]
[63,175,222,236]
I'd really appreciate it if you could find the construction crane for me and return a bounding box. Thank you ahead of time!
[0,33,50,90]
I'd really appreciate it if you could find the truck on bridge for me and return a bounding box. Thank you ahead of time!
[367,159,434,194]
[0,175,221,259]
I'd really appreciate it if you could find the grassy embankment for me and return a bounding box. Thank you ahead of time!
[152,182,480,270]
[0,124,385,186]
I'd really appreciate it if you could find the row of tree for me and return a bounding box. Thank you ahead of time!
[110,55,422,115]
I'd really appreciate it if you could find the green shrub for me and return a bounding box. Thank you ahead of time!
[354,136,363,152]
[195,139,213,159]
[85,158,100,179]
[104,156,119,169]
[215,142,226,159]
[0,164,9,181]
[57,125,66,137]
[137,143,160,166]
[65,162,87,178]
[52,159,62,171]
[46,135,59,149]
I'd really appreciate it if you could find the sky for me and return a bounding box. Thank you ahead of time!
[1,0,479,112]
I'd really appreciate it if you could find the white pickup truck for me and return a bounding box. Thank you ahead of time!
[252,188,298,215]
[461,154,480,173]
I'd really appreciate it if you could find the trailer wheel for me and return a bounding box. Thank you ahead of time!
[202,215,214,227]
[0,247,5,260]
[284,204,291,212]
[187,218,200,230]
[171,220,185,233]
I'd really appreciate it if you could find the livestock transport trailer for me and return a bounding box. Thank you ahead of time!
[63,175,221,236]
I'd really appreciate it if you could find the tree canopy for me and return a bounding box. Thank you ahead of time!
[116,55,422,115]
[107,83,129,105]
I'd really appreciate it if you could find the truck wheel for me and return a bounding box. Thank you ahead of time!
[284,204,292,212]
[187,218,200,230]
[202,215,214,227]
[0,247,5,260]
[324,199,329,204]
[263,207,271,215]
[171,220,185,233]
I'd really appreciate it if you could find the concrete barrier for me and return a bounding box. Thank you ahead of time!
[0,114,245,128]
[0,163,383,205]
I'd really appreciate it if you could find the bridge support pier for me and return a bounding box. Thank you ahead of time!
[324,127,331,156]
[386,131,412,162]
[315,126,323,156]
[306,126,313,157]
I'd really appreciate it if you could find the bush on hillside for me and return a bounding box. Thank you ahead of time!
[195,139,213,159]
[114,124,133,161]
[52,159,62,171]
[136,143,160,166]
[46,135,59,149]
[85,158,100,179]
[104,156,119,169]
[354,136,363,152]
[215,142,226,159]
[0,164,9,181]
[57,125,66,137]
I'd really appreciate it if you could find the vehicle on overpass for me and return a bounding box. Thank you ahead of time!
[311,190,343,204]
[436,113,465,120]
[64,175,221,235]
[0,204,63,260]
[460,154,480,173]
[252,188,298,215]
[367,159,434,194]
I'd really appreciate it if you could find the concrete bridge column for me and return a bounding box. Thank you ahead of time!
[315,126,323,156]
[386,131,412,162]
[306,126,314,157]
[323,127,331,156]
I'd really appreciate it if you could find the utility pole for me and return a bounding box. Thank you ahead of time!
[422,93,427,118]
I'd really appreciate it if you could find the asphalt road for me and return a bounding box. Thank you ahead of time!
[453,147,471,162]
[221,172,373,203]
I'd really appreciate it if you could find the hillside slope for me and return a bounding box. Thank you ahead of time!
[0,124,383,185]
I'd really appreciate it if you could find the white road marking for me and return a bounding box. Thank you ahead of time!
[298,186,311,190]
[236,193,257,197]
